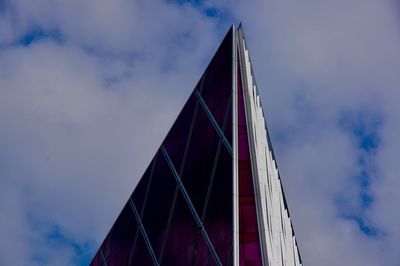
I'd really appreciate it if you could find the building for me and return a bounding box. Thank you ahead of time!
[90,25,302,266]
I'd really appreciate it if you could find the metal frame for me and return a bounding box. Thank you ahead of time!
[99,250,108,266]
[231,24,240,266]
[129,198,160,266]
[194,90,233,156]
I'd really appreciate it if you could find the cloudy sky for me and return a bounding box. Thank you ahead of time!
[1,0,399,265]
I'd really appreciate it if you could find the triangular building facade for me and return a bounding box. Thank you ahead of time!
[90,25,302,266]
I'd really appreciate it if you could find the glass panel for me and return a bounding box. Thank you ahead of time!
[203,144,233,265]
[200,29,233,135]
[180,105,220,215]
[237,60,262,265]
[191,234,217,266]
[224,96,233,151]
[103,203,138,266]
[160,191,214,265]
[163,95,197,169]
[131,157,156,215]
[140,150,177,258]
[196,55,234,264]
[129,228,154,266]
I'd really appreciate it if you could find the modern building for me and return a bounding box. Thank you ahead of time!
[90,25,302,266]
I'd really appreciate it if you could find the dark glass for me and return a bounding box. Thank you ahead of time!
[102,203,138,266]
[180,105,220,215]
[201,29,233,263]
[129,229,154,266]
[163,95,197,169]
[131,157,156,215]
[90,27,234,266]
[200,29,233,134]
[139,150,177,258]
[203,144,233,265]
[160,191,214,265]
[190,234,217,265]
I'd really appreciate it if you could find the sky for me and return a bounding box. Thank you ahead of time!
[0,0,399,265]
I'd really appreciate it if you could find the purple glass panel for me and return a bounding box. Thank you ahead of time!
[237,60,263,265]
[191,236,217,265]
[139,151,177,258]
[179,27,233,264]
[179,105,220,214]
[129,229,154,265]
[131,157,156,215]
[203,144,233,264]
[161,191,213,265]
[89,202,138,266]
[199,28,233,143]
[163,95,197,168]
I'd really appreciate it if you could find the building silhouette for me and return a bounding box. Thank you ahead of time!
[90,25,302,266]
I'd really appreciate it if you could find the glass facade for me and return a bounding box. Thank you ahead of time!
[91,27,233,266]
[90,25,303,266]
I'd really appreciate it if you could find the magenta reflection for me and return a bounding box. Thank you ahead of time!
[237,61,263,266]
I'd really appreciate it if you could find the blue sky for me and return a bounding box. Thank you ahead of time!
[1,0,400,265]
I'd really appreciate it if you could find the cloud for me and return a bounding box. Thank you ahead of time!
[1,0,400,265]
[0,1,226,265]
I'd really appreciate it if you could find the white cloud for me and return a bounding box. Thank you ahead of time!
[0,1,224,264]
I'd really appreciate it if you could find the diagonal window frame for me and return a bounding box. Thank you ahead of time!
[161,145,223,266]
[129,198,160,266]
